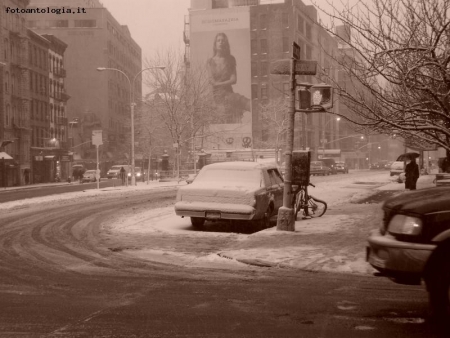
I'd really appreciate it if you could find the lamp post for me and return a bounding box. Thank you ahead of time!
[320,117,340,159]
[97,66,165,186]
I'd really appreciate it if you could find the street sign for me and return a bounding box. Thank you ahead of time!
[295,60,317,75]
[292,42,300,60]
[92,130,103,146]
[270,59,317,75]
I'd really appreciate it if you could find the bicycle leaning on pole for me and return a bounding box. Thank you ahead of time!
[291,182,327,219]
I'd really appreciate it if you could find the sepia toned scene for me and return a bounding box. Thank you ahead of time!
[0,0,449,337]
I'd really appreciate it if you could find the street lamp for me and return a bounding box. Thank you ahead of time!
[321,117,340,158]
[96,66,165,186]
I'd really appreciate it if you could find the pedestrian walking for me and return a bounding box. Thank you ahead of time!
[405,157,420,190]
[120,166,126,185]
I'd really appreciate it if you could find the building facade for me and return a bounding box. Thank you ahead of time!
[0,0,31,187]
[26,0,142,163]
[185,0,349,161]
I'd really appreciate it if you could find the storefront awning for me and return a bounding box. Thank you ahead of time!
[0,152,13,160]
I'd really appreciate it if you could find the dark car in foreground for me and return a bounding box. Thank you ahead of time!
[174,162,284,230]
[367,187,450,321]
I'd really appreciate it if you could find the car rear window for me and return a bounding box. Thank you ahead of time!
[196,169,263,187]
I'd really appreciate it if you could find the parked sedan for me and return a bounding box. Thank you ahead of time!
[367,186,450,322]
[310,161,331,176]
[81,170,97,183]
[174,162,284,230]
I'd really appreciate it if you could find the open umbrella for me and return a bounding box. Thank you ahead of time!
[396,152,420,161]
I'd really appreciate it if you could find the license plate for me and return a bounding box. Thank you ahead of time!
[206,212,221,219]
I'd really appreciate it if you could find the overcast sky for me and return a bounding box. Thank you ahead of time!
[101,0,191,61]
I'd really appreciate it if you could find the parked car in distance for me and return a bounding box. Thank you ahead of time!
[335,161,349,174]
[310,161,331,176]
[107,165,129,179]
[366,186,450,322]
[384,161,393,170]
[389,161,404,176]
[174,161,284,230]
[81,170,97,183]
[319,158,337,174]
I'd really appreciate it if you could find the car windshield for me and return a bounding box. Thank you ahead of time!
[311,161,323,166]
[85,170,95,174]
[195,168,262,187]
[110,166,123,170]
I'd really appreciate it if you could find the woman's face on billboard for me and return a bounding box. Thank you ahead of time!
[215,34,226,52]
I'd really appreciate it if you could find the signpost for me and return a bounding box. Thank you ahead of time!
[92,130,103,189]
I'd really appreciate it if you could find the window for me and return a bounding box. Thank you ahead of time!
[251,61,257,77]
[49,20,68,28]
[260,14,267,29]
[74,20,97,28]
[251,84,258,100]
[260,61,268,76]
[297,15,304,33]
[306,45,312,60]
[3,38,8,60]
[251,39,257,54]
[251,15,257,30]
[260,39,268,54]
[306,23,312,40]
[282,36,289,53]
[261,87,268,99]
[282,12,289,27]
[5,104,11,126]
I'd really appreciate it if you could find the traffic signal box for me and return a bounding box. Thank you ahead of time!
[292,150,311,187]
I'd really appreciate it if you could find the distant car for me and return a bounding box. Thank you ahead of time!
[174,162,284,230]
[384,161,393,170]
[390,161,404,176]
[107,165,129,179]
[127,166,143,181]
[81,170,97,183]
[319,158,337,174]
[335,161,349,174]
[310,161,331,176]
[185,174,197,184]
[367,186,450,322]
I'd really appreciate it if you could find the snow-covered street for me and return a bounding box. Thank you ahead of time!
[0,171,437,275]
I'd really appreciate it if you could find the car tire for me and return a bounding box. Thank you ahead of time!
[191,217,205,230]
[256,204,273,230]
[424,244,450,325]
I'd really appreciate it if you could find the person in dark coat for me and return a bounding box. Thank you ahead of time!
[405,157,420,190]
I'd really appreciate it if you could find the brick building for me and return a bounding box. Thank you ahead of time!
[26,0,142,163]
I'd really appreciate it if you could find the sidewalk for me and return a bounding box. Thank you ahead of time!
[214,173,438,274]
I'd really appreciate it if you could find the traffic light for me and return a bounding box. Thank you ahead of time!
[298,88,311,110]
[310,83,333,109]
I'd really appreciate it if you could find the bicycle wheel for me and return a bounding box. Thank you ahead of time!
[307,195,327,217]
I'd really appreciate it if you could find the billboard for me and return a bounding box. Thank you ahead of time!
[190,7,252,150]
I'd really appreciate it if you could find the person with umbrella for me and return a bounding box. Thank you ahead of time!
[405,153,420,190]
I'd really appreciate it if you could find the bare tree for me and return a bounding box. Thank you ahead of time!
[312,0,450,156]
[143,49,226,177]
[257,97,290,164]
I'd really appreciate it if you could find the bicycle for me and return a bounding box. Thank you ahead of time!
[292,182,327,219]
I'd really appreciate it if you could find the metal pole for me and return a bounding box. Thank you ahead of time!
[130,101,136,186]
[276,57,296,232]
[322,130,325,159]
[96,145,100,190]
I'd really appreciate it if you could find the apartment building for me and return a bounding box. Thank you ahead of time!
[26,0,142,162]
[0,0,31,187]
[185,0,354,162]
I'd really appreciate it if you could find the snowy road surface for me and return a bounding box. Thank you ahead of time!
[1,170,435,275]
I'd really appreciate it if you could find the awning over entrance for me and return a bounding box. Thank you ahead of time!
[0,152,13,160]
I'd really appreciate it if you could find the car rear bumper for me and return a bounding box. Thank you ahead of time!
[367,230,435,280]
[175,201,256,220]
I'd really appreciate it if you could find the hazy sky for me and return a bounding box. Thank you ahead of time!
[101,0,191,62]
